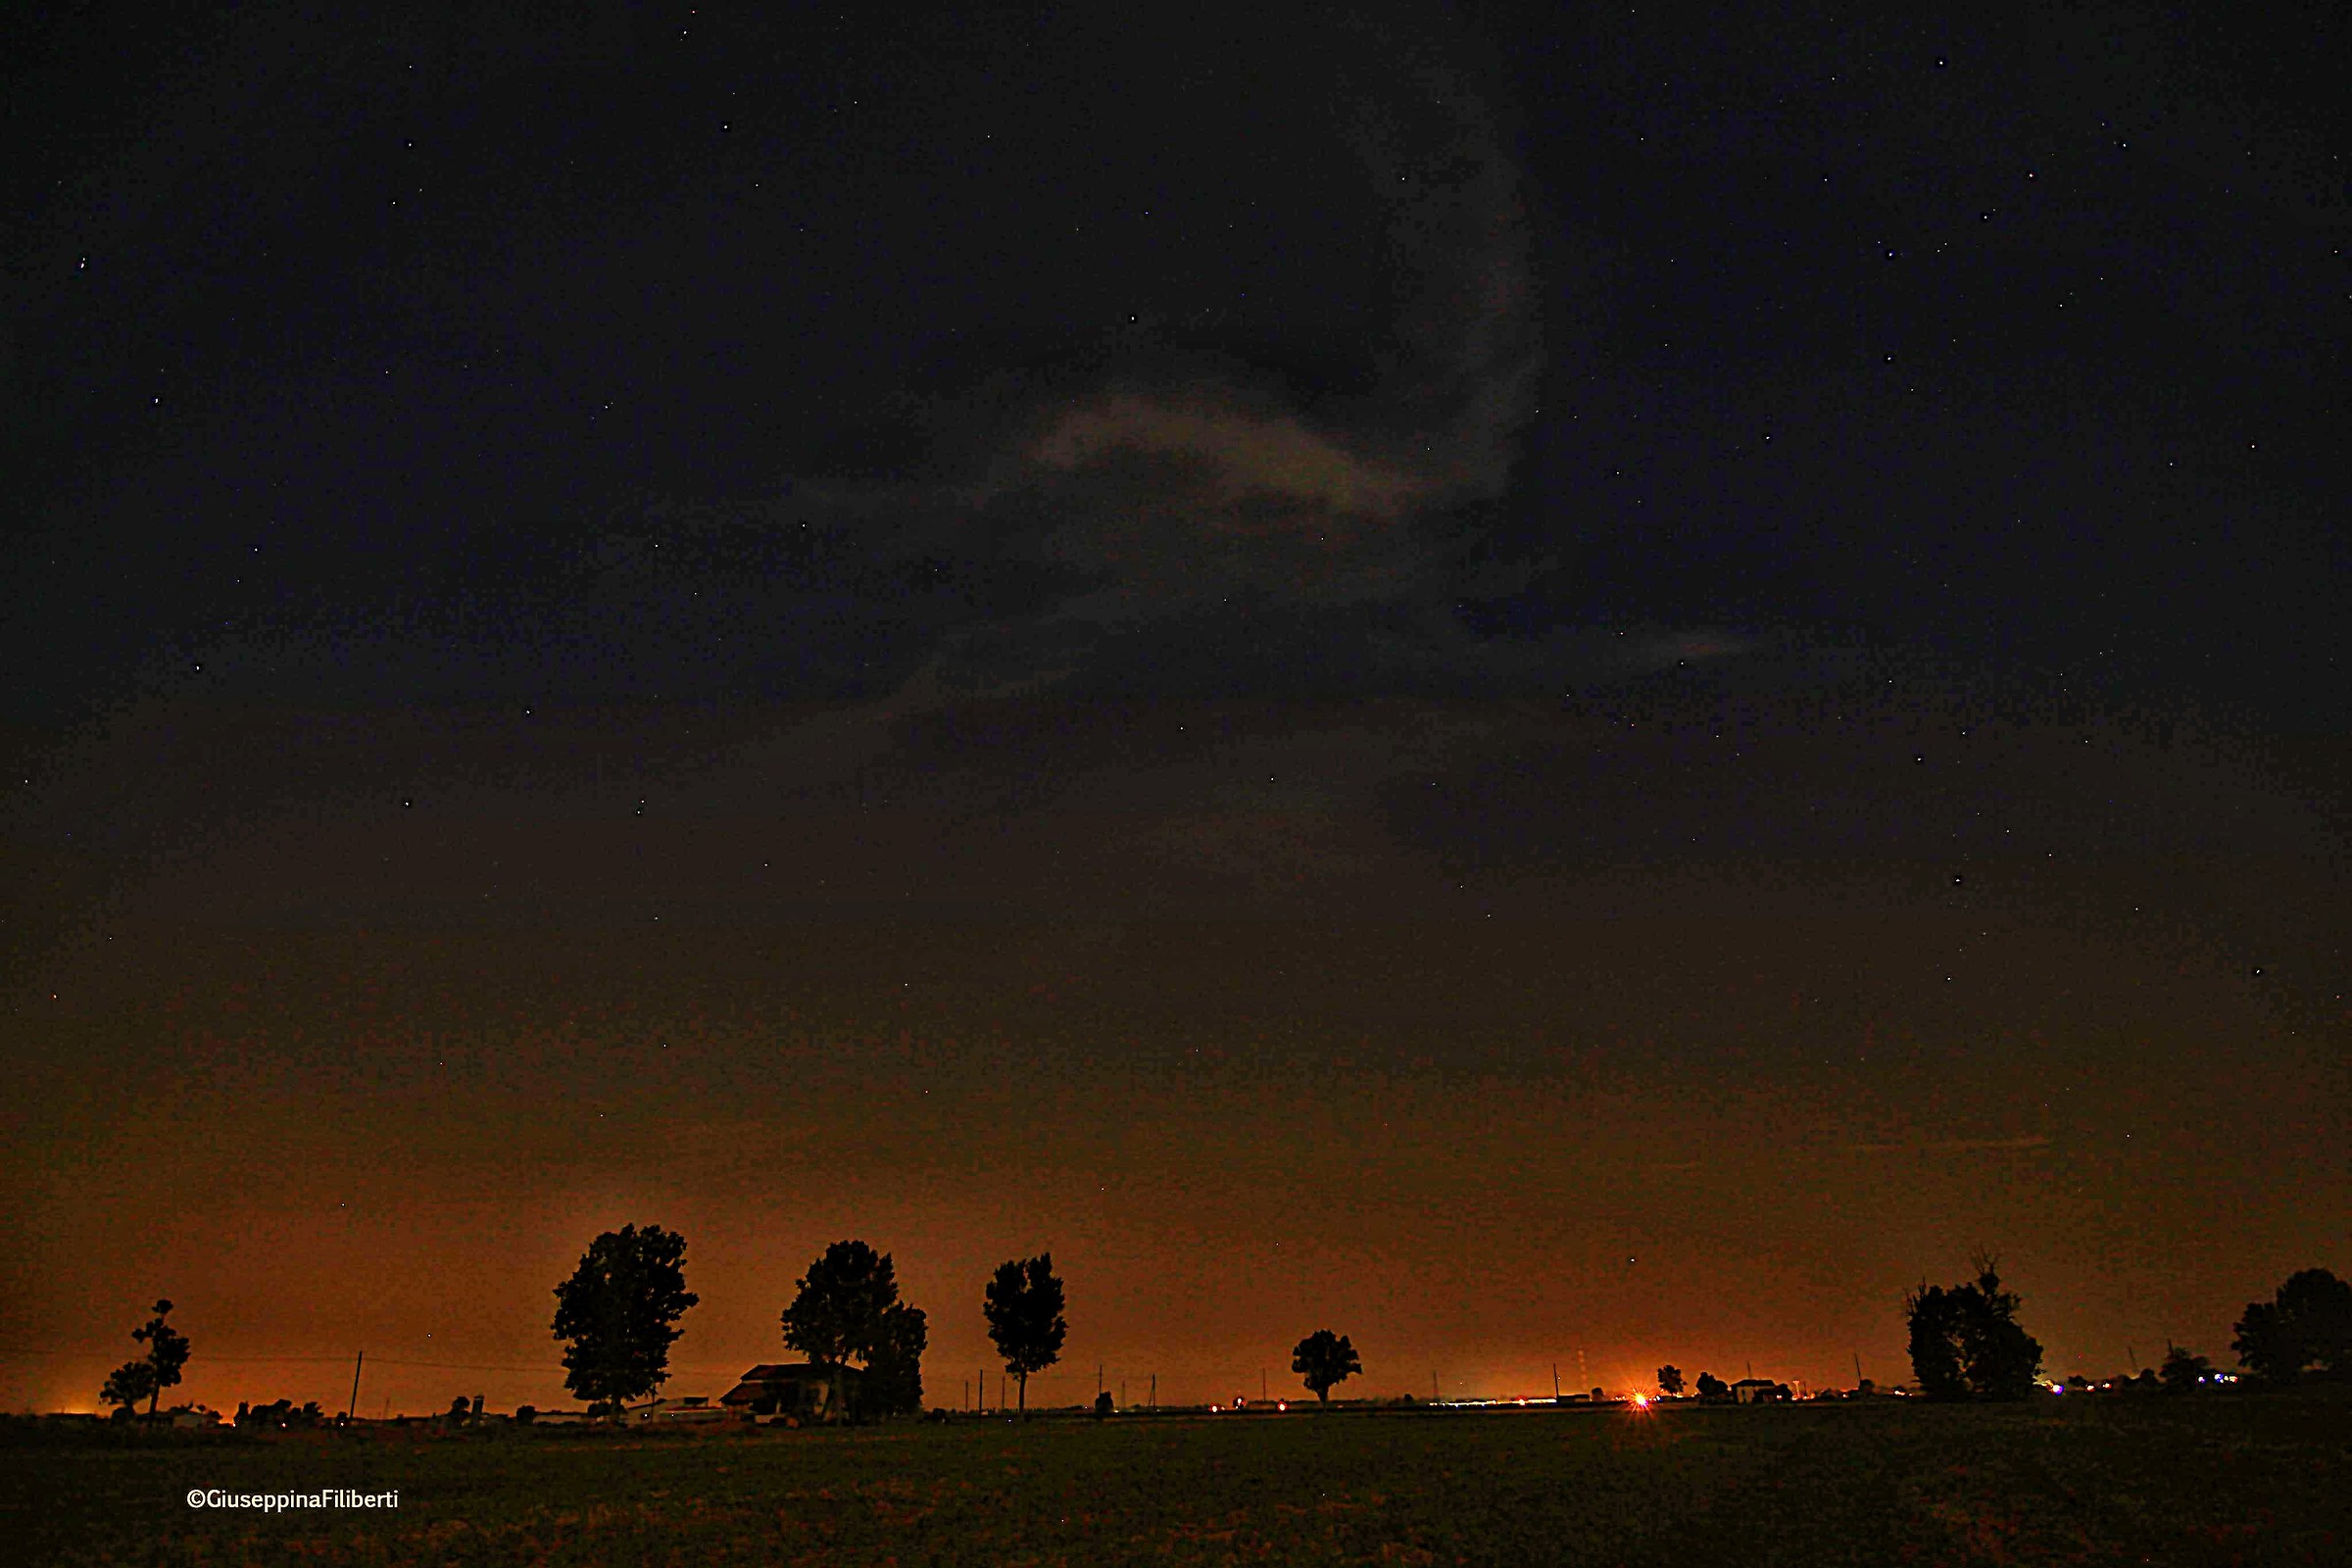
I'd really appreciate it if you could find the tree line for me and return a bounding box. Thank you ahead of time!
[549,1224,1079,1422]
[1892,1254,2349,1401]
[551,1224,1363,1420]
[97,1243,2345,1418]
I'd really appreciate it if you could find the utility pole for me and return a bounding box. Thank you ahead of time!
[1853,1350,1863,1387]
[1552,1362,1560,1399]
[1149,1372,1155,1410]
[1099,1363,1104,1398]
[347,1350,365,1422]
[1260,1368,1266,1402]
[1431,1370,1439,1402]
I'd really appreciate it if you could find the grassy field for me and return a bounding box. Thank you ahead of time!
[7,1394,2346,1566]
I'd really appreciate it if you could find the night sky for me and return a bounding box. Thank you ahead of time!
[5,1,2346,1417]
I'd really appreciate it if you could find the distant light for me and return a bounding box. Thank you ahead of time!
[1277,1400,1288,1411]
[1632,1395,1650,1409]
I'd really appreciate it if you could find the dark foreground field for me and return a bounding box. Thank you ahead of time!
[8,1394,2347,1567]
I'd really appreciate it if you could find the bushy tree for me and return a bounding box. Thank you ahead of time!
[2231,1301,2293,1384]
[551,1223,699,1418]
[100,1299,189,1416]
[983,1253,1067,1416]
[783,1241,898,1368]
[1905,1254,2043,1400]
[2160,1345,2213,1393]
[1291,1330,1363,1402]
[861,1303,930,1418]
[1656,1364,1685,1396]
[130,1300,191,1416]
[2232,1268,2351,1386]
[101,1360,159,1415]
[781,1240,927,1420]
[1694,1371,1729,1401]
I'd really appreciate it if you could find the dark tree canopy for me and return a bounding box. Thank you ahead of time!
[781,1240,928,1421]
[782,1241,901,1369]
[1291,1329,1363,1401]
[100,1360,158,1414]
[1905,1255,2043,1400]
[983,1252,1067,1414]
[1656,1364,1685,1396]
[1694,1371,1729,1401]
[2160,1345,2214,1393]
[107,1299,191,1417]
[2233,1267,2351,1384]
[551,1223,699,1416]
[861,1303,930,1418]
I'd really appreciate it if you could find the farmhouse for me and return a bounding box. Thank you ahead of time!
[719,1363,861,1422]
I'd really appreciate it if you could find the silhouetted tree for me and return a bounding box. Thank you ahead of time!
[2232,1301,2294,1385]
[1904,1254,2043,1400]
[1093,1391,1114,1419]
[1291,1330,1363,1402]
[983,1253,1067,1416]
[120,1299,192,1417]
[782,1240,922,1419]
[100,1360,159,1415]
[1656,1364,1685,1396]
[1694,1371,1729,1401]
[861,1303,930,1418]
[2232,1267,2351,1386]
[551,1223,699,1419]
[1904,1285,1969,1399]
[2160,1344,2213,1393]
